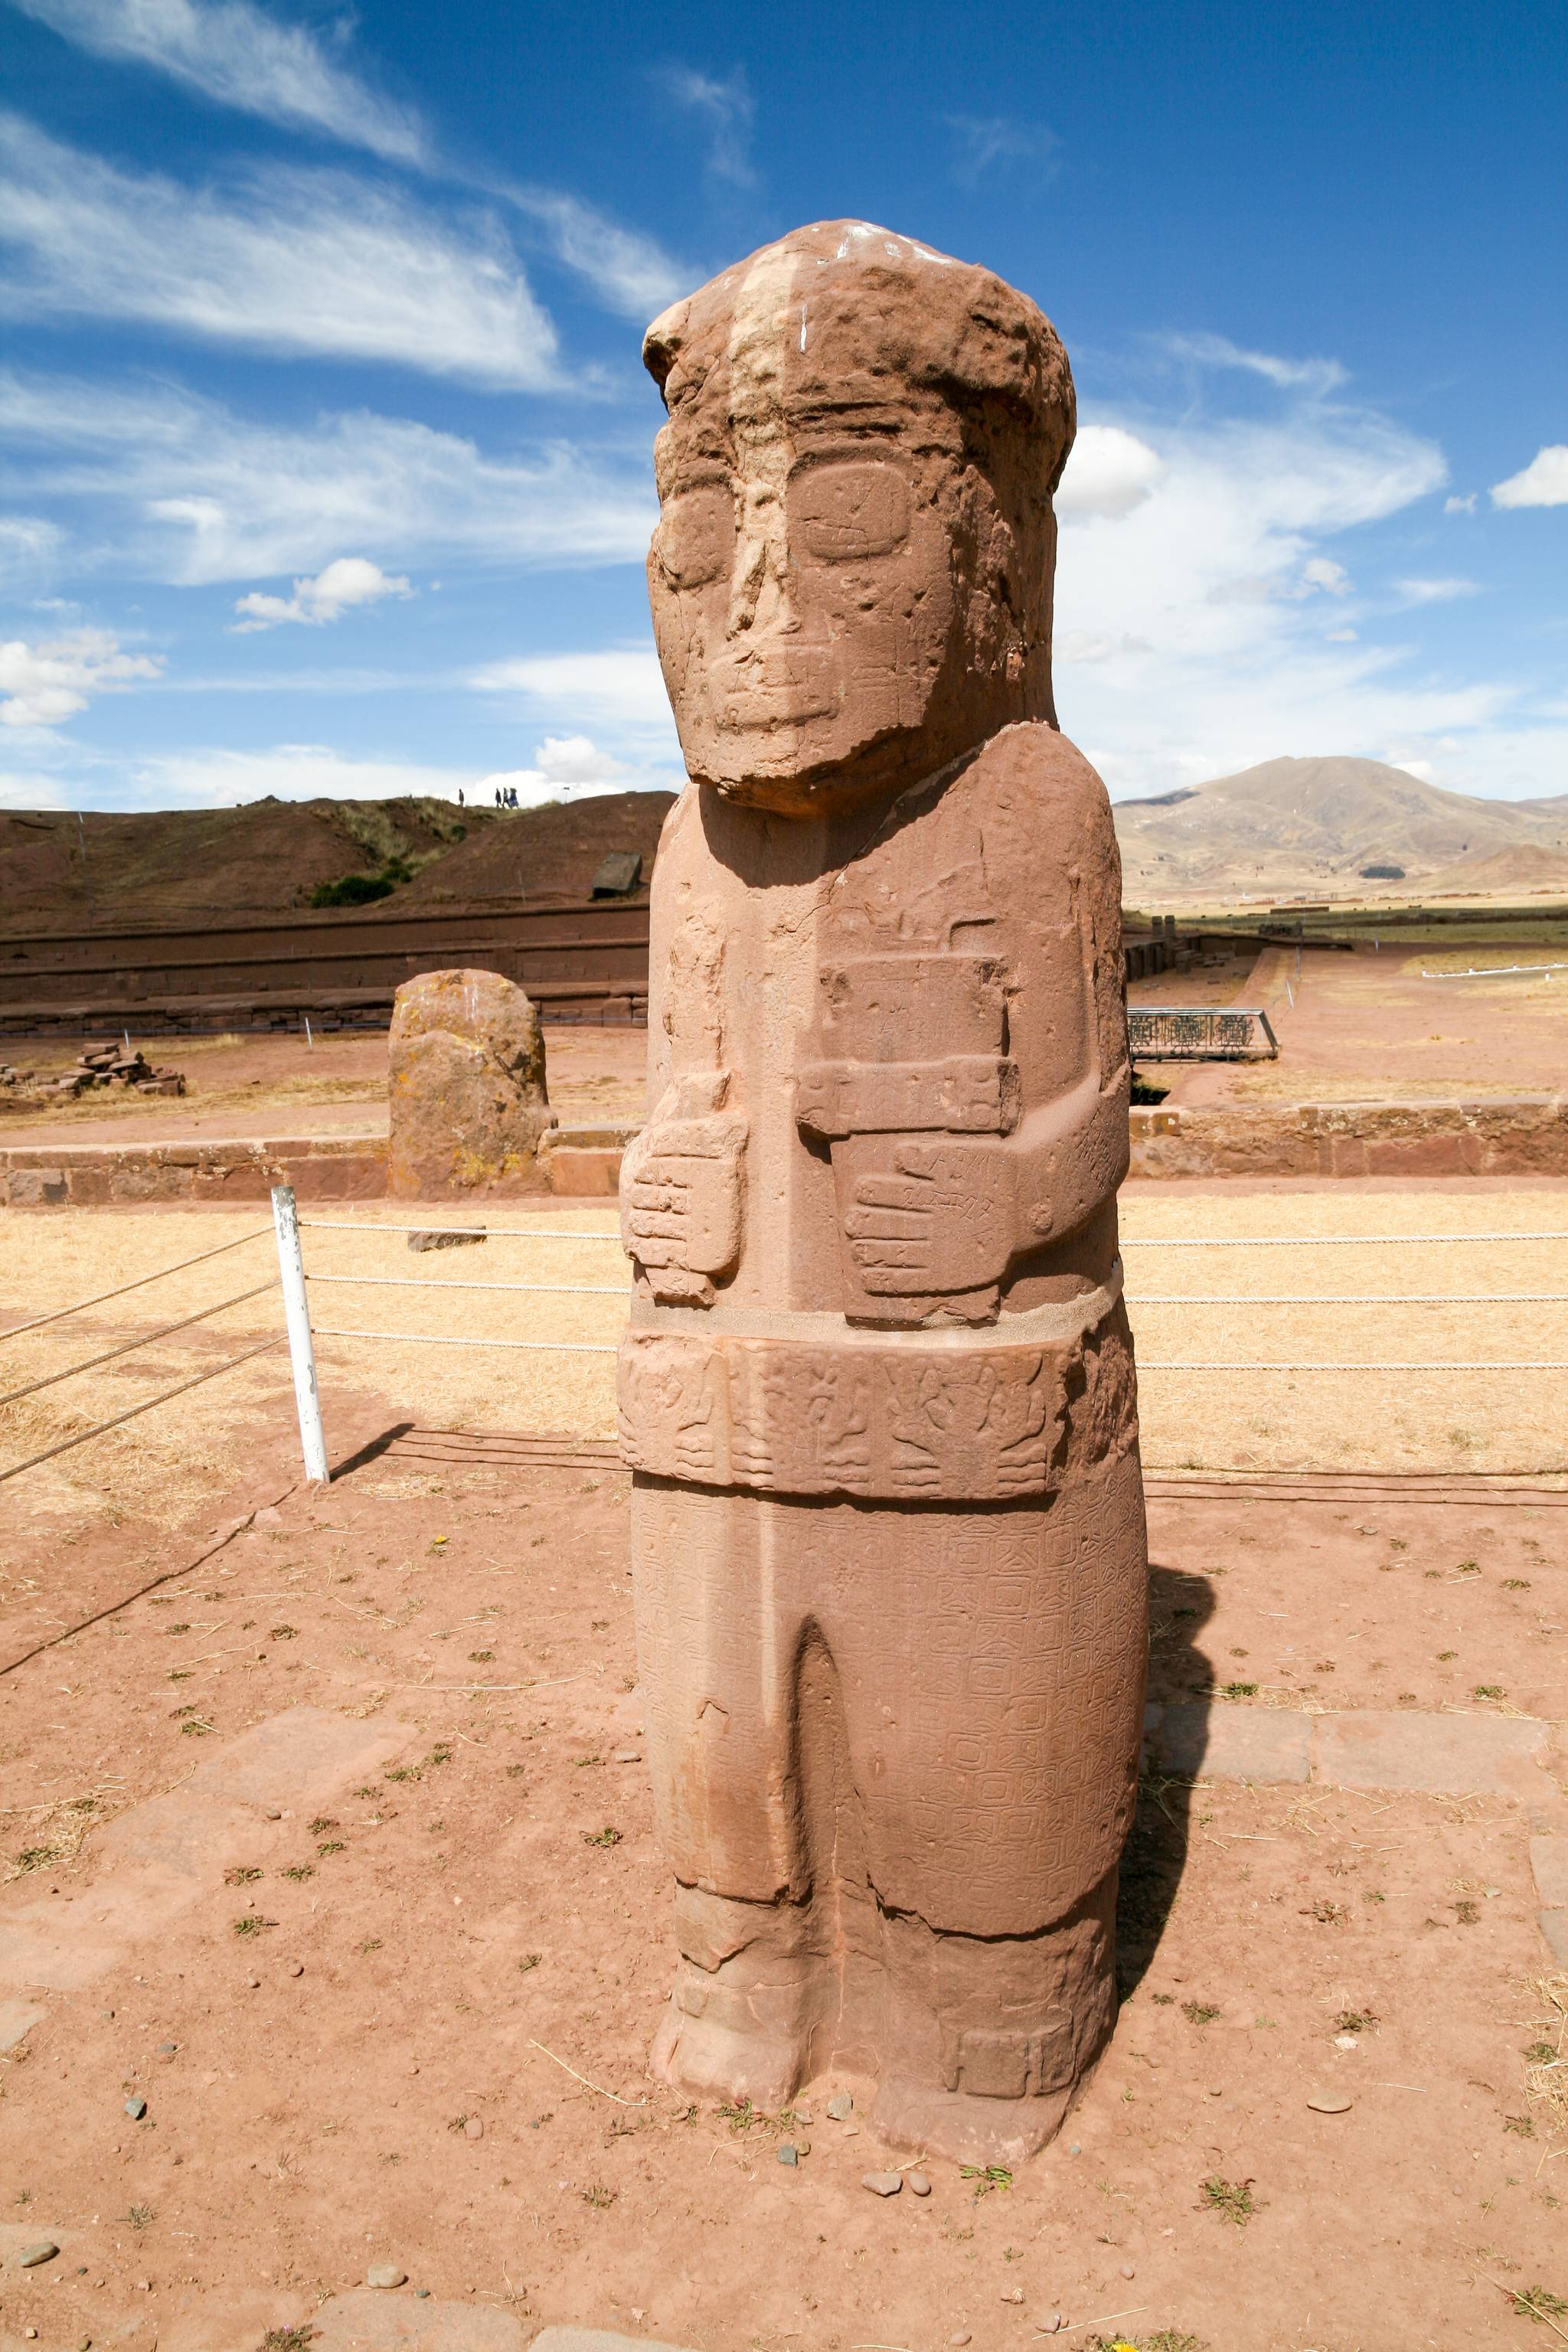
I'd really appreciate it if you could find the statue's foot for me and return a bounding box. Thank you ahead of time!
[868,2072,1076,2169]
[649,1994,804,2112]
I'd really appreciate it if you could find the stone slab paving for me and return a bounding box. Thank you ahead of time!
[0,1998,44,2053]
[0,1707,410,1994]
[1145,1697,1554,1795]
[1314,1706,1550,1795]
[529,2332,700,2352]
[311,2286,530,2349]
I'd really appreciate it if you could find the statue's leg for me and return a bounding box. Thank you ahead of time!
[840,1453,1148,2164]
[631,1474,816,2109]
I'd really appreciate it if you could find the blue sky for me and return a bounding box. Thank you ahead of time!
[1,0,1564,813]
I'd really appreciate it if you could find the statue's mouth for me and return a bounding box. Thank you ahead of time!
[711,643,837,729]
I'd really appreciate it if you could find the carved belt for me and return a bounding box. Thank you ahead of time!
[617,1268,1130,1501]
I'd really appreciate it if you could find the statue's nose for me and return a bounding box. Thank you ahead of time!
[726,485,799,640]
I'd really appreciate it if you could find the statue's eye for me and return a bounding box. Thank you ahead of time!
[655,486,733,588]
[792,462,910,562]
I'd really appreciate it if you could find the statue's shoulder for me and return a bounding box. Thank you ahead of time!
[963,722,1114,830]
[648,781,705,897]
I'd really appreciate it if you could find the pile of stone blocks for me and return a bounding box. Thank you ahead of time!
[31,1043,186,1100]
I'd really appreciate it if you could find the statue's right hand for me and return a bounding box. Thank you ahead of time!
[621,1106,747,1302]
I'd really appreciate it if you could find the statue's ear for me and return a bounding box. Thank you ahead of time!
[643,299,691,402]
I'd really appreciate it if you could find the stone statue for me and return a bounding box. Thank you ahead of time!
[388,969,555,1197]
[618,221,1146,2166]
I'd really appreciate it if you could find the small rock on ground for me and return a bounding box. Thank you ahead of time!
[862,2171,903,2196]
[906,2171,932,2196]
[826,2093,853,2120]
[17,2242,60,2268]
[367,2262,408,2288]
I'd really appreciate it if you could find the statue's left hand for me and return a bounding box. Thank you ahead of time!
[841,1138,1014,1297]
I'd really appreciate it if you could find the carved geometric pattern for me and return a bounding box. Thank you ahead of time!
[621,1315,1136,1501]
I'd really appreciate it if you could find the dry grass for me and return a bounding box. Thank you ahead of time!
[2,1188,1566,1523]
[1123,1184,1568,1472]
[1522,1974,1568,2153]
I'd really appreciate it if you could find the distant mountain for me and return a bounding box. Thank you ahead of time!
[1112,755,1568,903]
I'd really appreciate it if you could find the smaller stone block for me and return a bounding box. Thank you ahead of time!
[1153,1703,1312,1784]
[1540,1912,1568,1966]
[6,1167,67,1207]
[389,968,556,1199]
[1313,1709,1547,1795]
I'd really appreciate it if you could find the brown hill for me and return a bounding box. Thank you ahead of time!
[1113,756,1568,903]
[399,789,676,907]
[0,797,485,935]
[0,789,678,935]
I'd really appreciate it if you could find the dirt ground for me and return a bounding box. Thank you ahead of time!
[0,1403,1564,2352]
[1133,940,1568,1108]
[0,1026,648,1145]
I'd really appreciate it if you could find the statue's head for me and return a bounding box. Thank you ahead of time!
[643,220,1075,816]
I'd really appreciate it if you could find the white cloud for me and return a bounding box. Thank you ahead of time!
[1393,576,1478,605]
[471,644,675,733]
[11,0,425,162]
[1445,492,1477,514]
[0,513,62,585]
[655,65,756,187]
[946,114,1059,185]
[509,190,689,321]
[1056,425,1163,518]
[1298,556,1351,596]
[1050,390,1501,798]
[233,556,412,631]
[0,626,161,727]
[0,111,559,387]
[1491,445,1568,510]
[0,369,653,582]
[134,743,475,805]
[1164,332,1348,399]
[479,732,665,808]
[0,763,74,808]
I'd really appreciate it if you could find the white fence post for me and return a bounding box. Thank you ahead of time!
[271,1183,329,1485]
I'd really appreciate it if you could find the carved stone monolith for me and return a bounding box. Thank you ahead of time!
[388,967,555,1197]
[618,221,1146,2165]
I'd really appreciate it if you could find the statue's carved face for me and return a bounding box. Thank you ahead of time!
[648,433,960,810]
[645,231,1067,815]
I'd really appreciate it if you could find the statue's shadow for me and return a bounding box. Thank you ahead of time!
[1116,1559,1219,1998]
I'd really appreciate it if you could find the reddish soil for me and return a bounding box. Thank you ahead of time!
[0,1026,649,1145]
[1135,939,1568,1107]
[1,1394,1563,2351]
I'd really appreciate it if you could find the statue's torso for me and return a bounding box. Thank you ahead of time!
[619,724,1139,1504]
